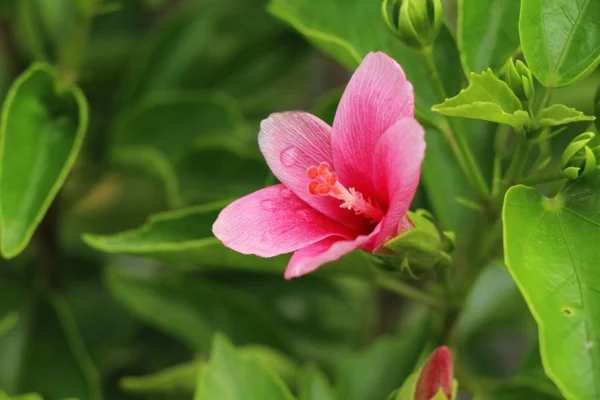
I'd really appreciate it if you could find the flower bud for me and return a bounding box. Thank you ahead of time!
[415,346,454,400]
[383,0,443,49]
[382,210,454,275]
[561,132,599,180]
[504,59,535,101]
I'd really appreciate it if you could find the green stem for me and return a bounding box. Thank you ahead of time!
[503,134,529,185]
[418,47,490,200]
[535,86,554,114]
[374,274,445,309]
[520,170,565,186]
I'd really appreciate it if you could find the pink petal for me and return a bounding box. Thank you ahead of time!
[259,111,366,232]
[371,118,425,246]
[332,52,415,202]
[284,224,381,279]
[212,184,353,257]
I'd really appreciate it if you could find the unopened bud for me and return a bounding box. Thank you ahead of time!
[383,0,443,49]
[561,132,599,180]
[415,346,454,400]
[504,59,535,101]
[382,210,454,275]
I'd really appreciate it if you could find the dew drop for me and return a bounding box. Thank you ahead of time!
[280,146,299,167]
[295,209,311,222]
[260,200,277,212]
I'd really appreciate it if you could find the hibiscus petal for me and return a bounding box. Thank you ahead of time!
[332,52,415,201]
[284,224,381,279]
[371,118,425,246]
[213,184,353,257]
[258,111,365,231]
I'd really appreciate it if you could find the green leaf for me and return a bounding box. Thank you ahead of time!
[0,288,100,400]
[537,104,595,127]
[105,265,288,352]
[0,313,17,338]
[298,366,335,400]
[520,0,600,87]
[432,69,531,127]
[456,264,536,377]
[267,0,437,119]
[110,92,267,206]
[0,392,43,400]
[335,325,431,400]
[503,171,600,399]
[458,0,520,73]
[119,0,310,113]
[121,346,297,395]
[84,202,287,272]
[194,334,296,400]
[121,360,200,395]
[0,63,88,258]
[83,202,373,275]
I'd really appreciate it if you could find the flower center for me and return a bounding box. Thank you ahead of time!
[306,162,384,222]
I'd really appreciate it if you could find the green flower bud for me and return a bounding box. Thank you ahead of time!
[382,0,443,49]
[382,209,454,275]
[561,132,599,180]
[504,59,535,101]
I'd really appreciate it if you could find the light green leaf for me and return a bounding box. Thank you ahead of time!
[267,0,437,119]
[83,201,287,272]
[298,365,335,400]
[0,313,17,338]
[194,334,296,400]
[503,170,600,399]
[121,346,297,395]
[520,0,600,87]
[83,202,373,276]
[432,69,531,127]
[537,104,595,127]
[121,361,200,395]
[458,0,520,73]
[0,392,43,400]
[0,63,88,258]
[105,265,288,353]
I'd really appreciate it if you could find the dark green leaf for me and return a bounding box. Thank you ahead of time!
[432,69,530,127]
[194,334,296,400]
[0,63,88,258]
[520,0,600,87]
[105,265,288,352]
[335,320,432,400]
[110,92,267,206]
[537,104,595,127]
[0,287,100,400]
[456,264,536,377]
[267,0,438,119]
[458,0,520,73]
[503,171,600,399]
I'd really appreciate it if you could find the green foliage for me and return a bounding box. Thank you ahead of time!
[504,171,600,399]
[1,0,599,399]
[194,334,296,400]
[520,0,600,87]
[458,0,520,73]
[432,69,531,128]
[0,63,87,258]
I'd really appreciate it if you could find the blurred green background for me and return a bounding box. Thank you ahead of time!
[0,0,597,399]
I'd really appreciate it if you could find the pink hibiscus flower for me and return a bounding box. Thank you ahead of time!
[212,52,425,279]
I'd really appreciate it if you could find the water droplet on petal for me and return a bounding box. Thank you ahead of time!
[295,209,311,222]
[279,187,294,199]
[260,200,277,212]
[280,146,298,167]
